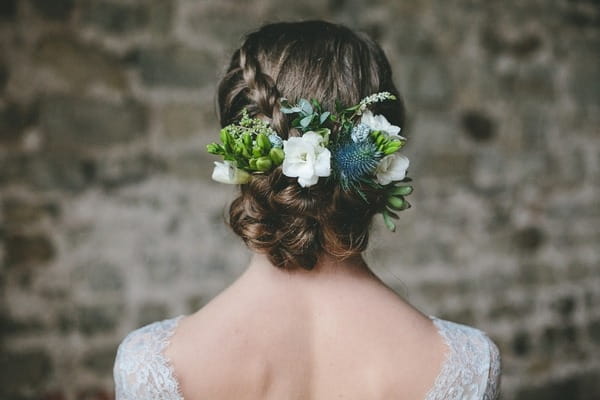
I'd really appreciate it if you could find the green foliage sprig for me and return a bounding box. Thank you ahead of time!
[280,98,331,132]
[206,110,284,172]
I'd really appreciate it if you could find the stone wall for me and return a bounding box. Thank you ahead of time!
[0,0,598,399]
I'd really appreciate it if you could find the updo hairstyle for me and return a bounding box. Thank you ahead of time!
[217,21,405,270]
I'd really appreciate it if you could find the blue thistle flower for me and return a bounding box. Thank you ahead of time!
[351,123,371,143]
[333,140,382,189]
[268,133,283,148]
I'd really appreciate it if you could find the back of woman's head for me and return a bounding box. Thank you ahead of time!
[217,20,405,270]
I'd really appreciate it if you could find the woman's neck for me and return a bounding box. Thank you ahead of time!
[241,252,384,289]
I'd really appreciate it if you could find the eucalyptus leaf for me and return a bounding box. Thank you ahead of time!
[299,99,313,115]
[281,106,301,114]
[300,115,313,128]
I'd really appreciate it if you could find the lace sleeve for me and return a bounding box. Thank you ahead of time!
[113,316,184,400]
[425,317,501,400]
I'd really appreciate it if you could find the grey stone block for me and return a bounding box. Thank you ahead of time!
[40,95,148,149]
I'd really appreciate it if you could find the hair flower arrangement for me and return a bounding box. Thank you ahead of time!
[207,92,413,231]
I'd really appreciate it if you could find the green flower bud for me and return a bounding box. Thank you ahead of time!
[206,143,222,155]
[382,210,396,232]
[256,133,271,152]
[383,141,401,155]
[242,133,252,148]
[256,156,272,171]
[269,147,285,165]
[387,195,407,210]
[234,142,245,156]
[390,185,413,196]
[220,129,232,147]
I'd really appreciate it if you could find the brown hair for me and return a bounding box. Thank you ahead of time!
[217,20,405,270]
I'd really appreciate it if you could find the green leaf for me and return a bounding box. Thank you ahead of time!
[299,99,313,115]
[311,98,321,110]
[319,111,330,124]
[300,115,313,128]
[281,105,301,114]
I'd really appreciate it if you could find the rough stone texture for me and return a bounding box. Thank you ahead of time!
[40,95,148,150]
[0,0,599,399]
[35,35,127,91]
[80,0,174,34]
[30,0,75,21]
[4,233,55,267]
[0,0,17,20]
[0,349,52,397]
[131,46,218,88]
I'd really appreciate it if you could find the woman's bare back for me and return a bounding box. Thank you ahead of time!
[164,255,448,400]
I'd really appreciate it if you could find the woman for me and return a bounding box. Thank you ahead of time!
[114,21,501,399]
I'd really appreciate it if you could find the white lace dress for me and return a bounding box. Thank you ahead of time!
[113,315,501,400]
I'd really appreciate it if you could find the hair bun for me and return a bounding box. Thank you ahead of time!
[219,21,404,269]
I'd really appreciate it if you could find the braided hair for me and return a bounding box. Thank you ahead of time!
[217,21,405,270]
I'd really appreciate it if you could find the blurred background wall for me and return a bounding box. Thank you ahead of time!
[0,0,598,399]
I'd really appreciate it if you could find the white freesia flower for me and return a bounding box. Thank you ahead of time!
[282,131,331,187]
[211,161,251,184]
[375,154,410,185]
[361,110,405,139]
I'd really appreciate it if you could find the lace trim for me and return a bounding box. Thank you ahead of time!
[483,335,502,400]
[162,315,185,400]
[114,315,185,400]
[424,317,501,400]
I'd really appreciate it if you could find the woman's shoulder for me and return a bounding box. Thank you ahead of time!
[426,316,501,400]
[113,315,185,400]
